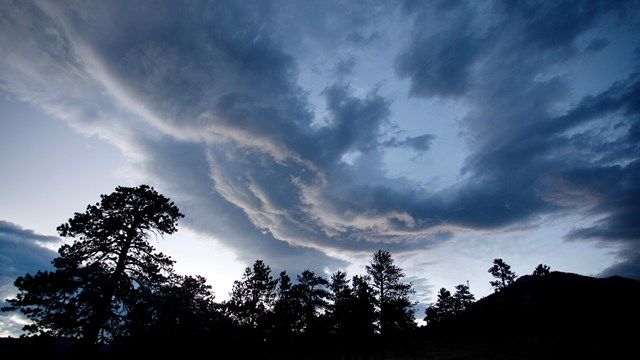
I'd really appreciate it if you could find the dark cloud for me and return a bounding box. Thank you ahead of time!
[391,0,640,277]
[563,160,640,242]
[402,135,435,152]
[384,134,435,153]
[0,220,58,280]
[395,0,636,99]
[395,19,481,98]
[72,0,302,129]
[453,73,640,235]
[317,83,392,158]
[584,38,611,53]
[0,221,59,333]
[496,0,611,53]
[345,31,382,47]
[333,57,357,78]
[598,248,640,280]
[277,0,395,49]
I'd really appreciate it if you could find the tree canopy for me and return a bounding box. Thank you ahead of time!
[533,264,551,277]
[488,258,517,292]
[3,185,185,343]
[227,259,277,331]
[366,249,416,336]
[424,283,476,325]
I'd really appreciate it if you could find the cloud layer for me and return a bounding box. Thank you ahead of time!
[1,0,639,288]
[0,221,58,336]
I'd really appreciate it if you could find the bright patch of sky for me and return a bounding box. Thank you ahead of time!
[0,92,125,236]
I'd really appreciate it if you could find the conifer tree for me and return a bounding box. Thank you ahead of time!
[227,259,277,330]
[3,185,184,343]
[365,250,416,336]
[488,258,517,292]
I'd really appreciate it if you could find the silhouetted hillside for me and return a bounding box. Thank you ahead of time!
[412,271,640,359]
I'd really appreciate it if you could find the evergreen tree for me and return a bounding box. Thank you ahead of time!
[452,283,475,313]
[349,275,376,337]
[327,270,352,336]
[424,288,456,325]
[488,258,517,292]
[227,259,277,330]
[2,185,184,343]
[270,271,304,336]
[130,274,218,338]
[294,269,329,334]
[365,250,416,336]
[533,264,551,277]
[425,284,475,325]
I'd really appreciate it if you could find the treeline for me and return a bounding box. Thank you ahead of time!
[1,185,550,358]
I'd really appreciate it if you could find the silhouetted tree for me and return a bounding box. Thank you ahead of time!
[130,274,218,338]
[452,283,475,313]
[270,271,304,337]
[227,259,277,331]
[349,275,376,337]
[424,288,456,325]
[327,270,352,336]
[2,185,184,343]
[533,264,551,277]
[366,249,416,337]
[294,269,329,334]
[383,295,417,335]
[489,258,517,292]
[425,284,476,325]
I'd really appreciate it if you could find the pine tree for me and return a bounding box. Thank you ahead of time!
[533,264,551,277]
[365,249,416,336]
[2,185,184,343]
[327,270,352,336]
[294,269,329,334]
[227,259,277,330]
[488,258,517,292]
[452,283,475,313]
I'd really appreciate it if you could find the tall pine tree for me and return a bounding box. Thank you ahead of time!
[365,250,416,337]
[3,185,184,343]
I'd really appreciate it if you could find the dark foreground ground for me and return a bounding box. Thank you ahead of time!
[0,331,633,360]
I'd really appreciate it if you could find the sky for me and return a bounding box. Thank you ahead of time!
[1,0,640,336]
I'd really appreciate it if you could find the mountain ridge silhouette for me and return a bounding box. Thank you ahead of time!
[408,271,640,359]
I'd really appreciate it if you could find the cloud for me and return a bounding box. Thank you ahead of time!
[584,38,611,54]
[384,134,436,153]
[495,1,614,53]
[0,220,58,280]
[392,0,640,276]
[0,221,59,336]
[1,0,640,303]
[395,0,634,99]
[333,57,357,79]
[317,83,392,158]
[598,247,640,280]
[395,22,481,98]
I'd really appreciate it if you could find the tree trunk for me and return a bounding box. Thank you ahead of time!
[86,224,136,343]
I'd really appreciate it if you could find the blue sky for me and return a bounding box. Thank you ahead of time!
[2,0,639,335]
